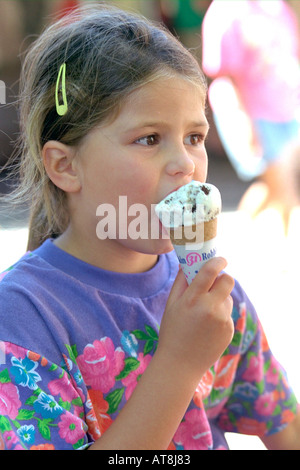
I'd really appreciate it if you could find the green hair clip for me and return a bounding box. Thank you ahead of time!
[55,63,68,116]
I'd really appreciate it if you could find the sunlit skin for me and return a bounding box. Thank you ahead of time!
[44,76,209,273]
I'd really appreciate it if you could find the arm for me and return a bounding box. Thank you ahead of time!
[89,345,201,450]
[261,408,300,450]
[90,257,234,450]
[208,77,263,181]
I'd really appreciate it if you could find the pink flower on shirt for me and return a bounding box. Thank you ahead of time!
[58,413,86,445]
[3,430,19,450]
[5,342,27,359]
[48,372,80,402]
[121,353,152,400]
[77,337,125,393]
[254,393,277,416]
[242,352,264,383]
[266,356,281,385]
[173,409,213,450]
[0,382,21,419]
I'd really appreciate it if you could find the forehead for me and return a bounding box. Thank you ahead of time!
[117,76,207,121]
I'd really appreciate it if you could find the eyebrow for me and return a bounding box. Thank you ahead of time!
[189,121,210,130]
[124,120,210,133]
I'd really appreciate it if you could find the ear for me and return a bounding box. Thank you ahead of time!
[42,141,81,193]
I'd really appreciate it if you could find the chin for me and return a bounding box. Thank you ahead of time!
[146,238,174,256]
[121,237,174,257]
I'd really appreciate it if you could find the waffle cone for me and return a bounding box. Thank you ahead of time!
[169,218,217,246]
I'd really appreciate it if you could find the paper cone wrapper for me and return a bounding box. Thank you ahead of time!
[169,218,218,285]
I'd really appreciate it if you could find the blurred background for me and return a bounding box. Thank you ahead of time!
[1,0,300,450]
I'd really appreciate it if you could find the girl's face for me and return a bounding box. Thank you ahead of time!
[72,76,209,264]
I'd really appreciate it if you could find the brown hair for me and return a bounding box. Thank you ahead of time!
[12,2,207,250]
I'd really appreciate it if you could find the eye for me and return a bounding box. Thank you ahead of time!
[184,134,206,146]
[135,134,160,146]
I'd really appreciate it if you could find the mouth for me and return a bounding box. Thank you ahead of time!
[162,185,183,201]
[166,187,181,197]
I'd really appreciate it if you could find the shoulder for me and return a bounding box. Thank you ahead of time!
[0,251,57,305]
[0,252,42,305]
[0,252,70,362]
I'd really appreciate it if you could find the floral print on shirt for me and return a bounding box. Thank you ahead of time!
[0,301,298,450]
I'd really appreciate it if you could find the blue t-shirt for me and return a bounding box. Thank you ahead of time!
[0,239,297,450]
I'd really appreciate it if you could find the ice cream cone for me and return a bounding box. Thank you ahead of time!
[169,218,218,284]
[155,182,221,285]
[168,218,217,246]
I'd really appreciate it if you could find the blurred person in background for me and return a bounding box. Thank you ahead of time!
[202,0,300,234]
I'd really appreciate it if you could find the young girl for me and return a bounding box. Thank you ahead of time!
[0,4,299,450]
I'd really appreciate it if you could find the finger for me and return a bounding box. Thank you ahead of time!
[189,257,228,294]
[210,272,235,301]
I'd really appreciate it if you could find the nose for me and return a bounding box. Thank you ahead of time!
[165,144,195,177]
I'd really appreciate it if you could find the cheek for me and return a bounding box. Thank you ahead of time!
[111,155,149,190]
[194,151,208,182]
[121,163,156,201]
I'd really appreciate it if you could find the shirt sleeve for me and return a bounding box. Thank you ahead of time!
[0,341,90,450]
[214,281,298,437]
[202,1,243,78]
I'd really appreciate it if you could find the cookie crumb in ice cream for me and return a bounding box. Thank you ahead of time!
[200,185,210,195]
